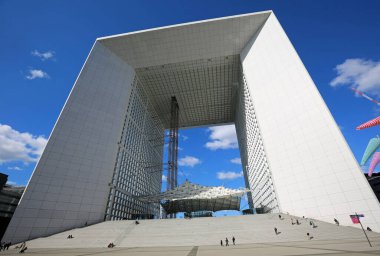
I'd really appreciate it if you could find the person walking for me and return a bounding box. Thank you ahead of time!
[220,240,223,246]
[225,238,229,246]
[19,242,27,253]
[274,227,278,235]
[232,236,235,245]
[334,218,339,226]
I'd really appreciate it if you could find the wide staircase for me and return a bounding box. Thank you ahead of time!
[25,214,380,248]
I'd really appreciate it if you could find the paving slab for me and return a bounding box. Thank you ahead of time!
[1,239,380,256]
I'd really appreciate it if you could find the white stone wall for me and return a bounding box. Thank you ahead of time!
[2,42,136,243]
[240,13,380,231]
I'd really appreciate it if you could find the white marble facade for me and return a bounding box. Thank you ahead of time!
[3,11,380,243]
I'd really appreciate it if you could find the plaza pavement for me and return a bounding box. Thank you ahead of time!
[1,238,380,256]
[2,214,380,255]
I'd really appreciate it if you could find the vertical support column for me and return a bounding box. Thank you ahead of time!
[239,13,380,231]
[166,96,179,218]
[2,42,137,243]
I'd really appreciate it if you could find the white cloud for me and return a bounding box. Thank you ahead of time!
[330,58,380,95]
[25,69,49,80]
[31,50,55,61]
[230,157,241,164]
[0,124,47,164]
[7,166,22,171]
[178,156,201,167]
[6,181,25,187]
[217,171,243,180]
[162,175,167,182]
[205,124,238,150]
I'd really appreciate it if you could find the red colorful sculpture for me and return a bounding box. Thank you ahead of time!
[356,116,380,130]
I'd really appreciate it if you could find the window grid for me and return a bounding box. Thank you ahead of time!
[105,76,165,220]
[135,55,239,128]
[235,70,279,213]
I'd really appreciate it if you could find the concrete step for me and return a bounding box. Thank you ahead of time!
[23,214,380,248]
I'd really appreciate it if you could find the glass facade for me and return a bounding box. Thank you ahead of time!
[235,69,279,213]
[105,76,164,220]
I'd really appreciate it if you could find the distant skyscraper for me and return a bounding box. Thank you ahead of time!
[3,11,380,243]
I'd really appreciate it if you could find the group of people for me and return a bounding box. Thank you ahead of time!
[220,236,235,246]
[107,242,115,248]
[290,218,300,225]
[67,234,74,239]
[0,242,11,251]
[275,215,375,239]
[274,215,316,239]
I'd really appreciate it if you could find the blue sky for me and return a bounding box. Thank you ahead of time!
[1,0,380,213]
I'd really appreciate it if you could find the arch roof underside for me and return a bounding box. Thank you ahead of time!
[98,11,270,128]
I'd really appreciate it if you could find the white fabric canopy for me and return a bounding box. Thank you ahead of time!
[138,180,248,213]
[138,180,248,202]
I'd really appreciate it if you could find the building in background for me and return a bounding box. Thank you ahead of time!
[0,173,25,241]
[3,11,380,243]
[365,173,380,203]
[0,173,7,191]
